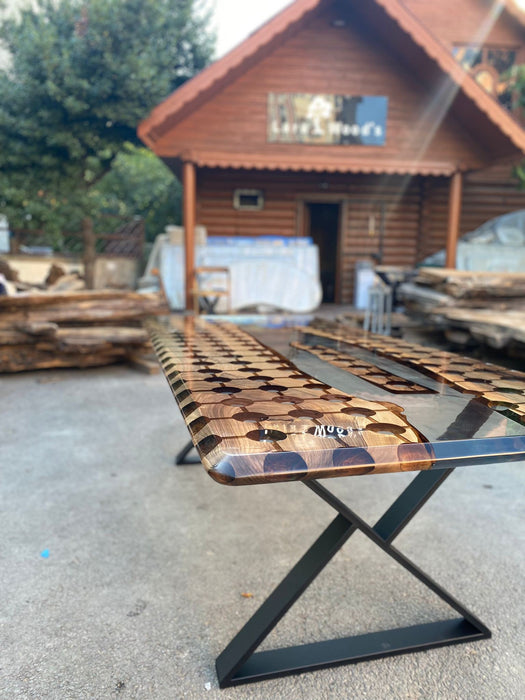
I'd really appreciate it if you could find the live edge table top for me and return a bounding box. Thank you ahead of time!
[147,317,525,486]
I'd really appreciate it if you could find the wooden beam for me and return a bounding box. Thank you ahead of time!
[445,171,463,269]
[183,161,197,311]
[82,217,96,289]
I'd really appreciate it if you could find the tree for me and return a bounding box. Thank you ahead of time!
[0,0,214,234]
[90,143,183,240]
[507,65,525,188]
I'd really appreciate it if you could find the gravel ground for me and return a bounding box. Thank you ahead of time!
[1,351,524,699]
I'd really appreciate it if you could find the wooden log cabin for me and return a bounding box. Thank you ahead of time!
[139,0,525,308]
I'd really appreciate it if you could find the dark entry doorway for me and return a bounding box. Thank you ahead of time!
[306,202,340,303]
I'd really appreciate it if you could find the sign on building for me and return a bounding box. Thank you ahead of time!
[268,94,388,146]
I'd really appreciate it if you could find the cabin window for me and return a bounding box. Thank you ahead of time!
[452,44,518,111]
[233,189,264,211]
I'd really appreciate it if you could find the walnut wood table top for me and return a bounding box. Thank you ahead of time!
[147,317,525,485]
[301,319,525,426]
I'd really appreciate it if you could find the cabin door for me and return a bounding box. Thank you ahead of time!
[305,202,341,303]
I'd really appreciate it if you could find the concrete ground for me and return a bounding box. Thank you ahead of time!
[1,353,525,699]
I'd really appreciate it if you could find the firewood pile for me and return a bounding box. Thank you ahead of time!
[399,268,525,354]
[0,289,169,373]
[0,257,86,294]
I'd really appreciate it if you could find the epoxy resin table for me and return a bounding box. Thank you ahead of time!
[148,316,525,687]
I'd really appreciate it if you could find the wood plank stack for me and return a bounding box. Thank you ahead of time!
[399,268,525,354]
[408,268,525,304]
[0,290,169,372]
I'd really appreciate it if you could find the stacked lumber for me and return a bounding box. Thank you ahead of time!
[410,268,525,305]
[399,268,525,353]
[0,290,169,372]
[427,308,525,350]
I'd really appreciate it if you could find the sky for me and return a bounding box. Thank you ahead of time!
[209,0,293,57]
[209,1,525,57]
[0,0,292,67]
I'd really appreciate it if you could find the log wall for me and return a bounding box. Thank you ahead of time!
[198,165,525,303]
[402,0,525,51]
[197,168,423,303]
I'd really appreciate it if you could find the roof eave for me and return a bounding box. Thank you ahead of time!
[138,0,321,143]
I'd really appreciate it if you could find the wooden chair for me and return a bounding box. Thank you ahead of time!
[192,265,231,314]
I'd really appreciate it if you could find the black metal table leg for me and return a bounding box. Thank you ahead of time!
[215,468,491,688]
[174,439,200,465]
[216,513,356,686]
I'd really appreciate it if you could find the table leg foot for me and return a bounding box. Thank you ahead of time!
[220,619,489,687]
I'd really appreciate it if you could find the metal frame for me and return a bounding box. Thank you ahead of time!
[174,439,200,466]
[364,282,393,335]
[215,468,490,688]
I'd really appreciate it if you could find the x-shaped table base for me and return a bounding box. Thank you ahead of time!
[215,469,490,687]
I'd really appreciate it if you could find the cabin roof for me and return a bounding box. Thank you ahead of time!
[502,0,525,30]
[138,0,525,169]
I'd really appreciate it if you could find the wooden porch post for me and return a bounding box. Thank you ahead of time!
[183,161,196,311]
[445,170,463,269]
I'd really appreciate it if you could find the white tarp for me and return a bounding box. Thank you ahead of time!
[158,237,322,312]
[421,209,525,272]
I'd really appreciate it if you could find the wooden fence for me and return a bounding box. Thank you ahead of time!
[10,216,145,261]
